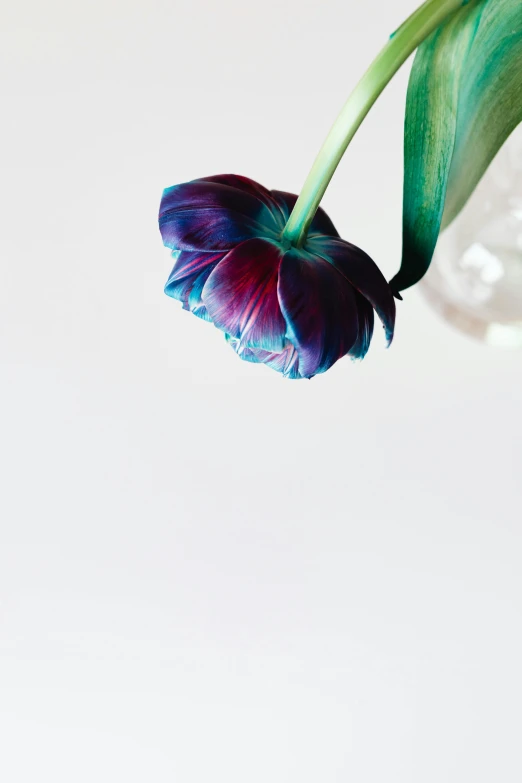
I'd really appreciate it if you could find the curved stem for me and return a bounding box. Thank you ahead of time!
[282,0,468,246]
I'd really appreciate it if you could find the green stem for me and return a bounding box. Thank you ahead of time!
[282,0,468,247]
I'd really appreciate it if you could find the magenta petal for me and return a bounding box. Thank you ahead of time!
[202,238,287,352]
[271,191,340,238]
[278,248,359,378]
[311,237,396,345]
[159,177,280,252]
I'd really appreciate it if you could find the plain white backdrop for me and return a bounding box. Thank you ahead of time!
[1,0,522,780]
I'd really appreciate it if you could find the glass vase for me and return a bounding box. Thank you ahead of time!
[420,125,522,347]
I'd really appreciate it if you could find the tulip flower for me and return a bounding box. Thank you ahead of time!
[159,0,522,376]
[160,175,395,378]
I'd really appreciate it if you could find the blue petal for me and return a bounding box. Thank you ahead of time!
[226,335,301,379]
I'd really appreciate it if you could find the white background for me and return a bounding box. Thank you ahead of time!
[1,0,522,780]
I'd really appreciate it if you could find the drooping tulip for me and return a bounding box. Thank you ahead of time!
[159,175,395,378]
[159,0,522,375]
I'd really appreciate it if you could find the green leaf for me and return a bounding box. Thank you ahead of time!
[390,0,522,293]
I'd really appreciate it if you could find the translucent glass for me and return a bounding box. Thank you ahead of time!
[420,125,522,346]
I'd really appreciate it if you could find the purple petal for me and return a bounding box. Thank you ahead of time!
[202,175,284,220]
[159,177,280,252]
[165,250,225,319]
[271,190,340,238]
[277,248,359,378]
[348,291,374,360]
[311,236,395,345]
[166,249,226,286]
[202,238,286,352]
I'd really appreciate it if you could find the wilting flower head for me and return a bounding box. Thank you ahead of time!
[159,174,395,378]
